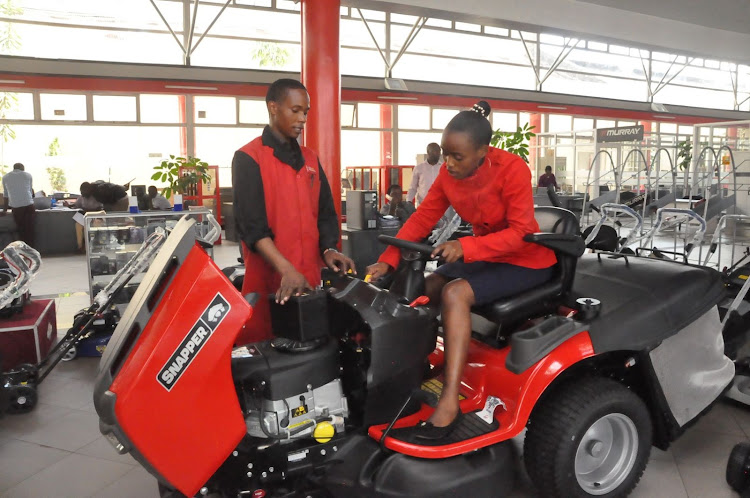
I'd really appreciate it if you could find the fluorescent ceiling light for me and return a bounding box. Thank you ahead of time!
[0,79,25,84]
[164,85,219,90]
[537,105,567,110]
[377,96,418,101]
[653,115,676,119]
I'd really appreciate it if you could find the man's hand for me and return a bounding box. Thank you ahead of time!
[365,262,392,281]
[276,268,312,304]
[432,240,463,263]
[324,250,356,274]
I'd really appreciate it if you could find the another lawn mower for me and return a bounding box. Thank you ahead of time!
[1,230,166,415]
[94,208,734,498]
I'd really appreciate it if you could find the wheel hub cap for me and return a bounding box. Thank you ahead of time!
[575,413,638,495]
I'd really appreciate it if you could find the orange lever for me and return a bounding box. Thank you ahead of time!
[409,295,430,307]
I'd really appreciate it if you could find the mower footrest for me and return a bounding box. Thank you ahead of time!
[389,411,499,446]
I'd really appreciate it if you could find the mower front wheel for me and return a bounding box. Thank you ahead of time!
[524,377,652,497]
[62,345,77,362]
[727,442,750,493]
[7,385,38,414]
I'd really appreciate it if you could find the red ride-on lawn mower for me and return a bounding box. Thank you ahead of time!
[94,208,734,498]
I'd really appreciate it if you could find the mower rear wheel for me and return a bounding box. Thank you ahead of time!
[726,442,750,492]
[7,385,38,414]
[524,377,652,497]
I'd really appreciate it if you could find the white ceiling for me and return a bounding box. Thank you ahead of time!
[356,0,750,65]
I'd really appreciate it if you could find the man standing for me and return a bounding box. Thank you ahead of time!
[148,186,172,210]
[407,142,443,206]
[2,163,35,247]
[538,165,558,189]
[232,78,355,344]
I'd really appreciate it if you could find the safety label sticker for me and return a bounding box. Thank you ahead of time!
[157,293,230,391]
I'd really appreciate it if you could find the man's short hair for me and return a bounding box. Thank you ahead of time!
[13,163,23,170]
[545,165,552,172]
[387,184,402,195]
[266,79,307,104]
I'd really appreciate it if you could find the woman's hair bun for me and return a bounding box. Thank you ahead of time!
[471,100,491,118]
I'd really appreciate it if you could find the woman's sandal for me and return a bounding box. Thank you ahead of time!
[413,410,463,441]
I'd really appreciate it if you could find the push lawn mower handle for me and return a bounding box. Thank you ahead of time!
[377,235,436,258]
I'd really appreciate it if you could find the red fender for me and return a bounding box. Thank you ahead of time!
[369,331,595,458]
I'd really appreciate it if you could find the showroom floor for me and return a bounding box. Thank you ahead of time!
[0,239,746,497]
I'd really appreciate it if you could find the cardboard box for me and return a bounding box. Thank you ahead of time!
[0,299,56,370]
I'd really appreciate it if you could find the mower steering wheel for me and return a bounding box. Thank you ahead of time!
[378,235,436,259]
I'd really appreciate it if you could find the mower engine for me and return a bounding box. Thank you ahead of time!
[234,292,348,441]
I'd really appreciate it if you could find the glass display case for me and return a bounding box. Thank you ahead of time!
[84,208,212,309]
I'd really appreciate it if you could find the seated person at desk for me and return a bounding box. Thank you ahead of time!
[148,186,172,210]
[91,180,129,212]
[366,100,556,440]
[537,165,557,189]
[380,184,415,223]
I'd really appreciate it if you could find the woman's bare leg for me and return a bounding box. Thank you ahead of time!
[428,278,475,427]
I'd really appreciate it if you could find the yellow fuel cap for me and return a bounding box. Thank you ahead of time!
[313,421,335,443]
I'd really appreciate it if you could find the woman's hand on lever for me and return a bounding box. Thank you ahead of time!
[432,240,463,263]
[365,262,391,282]
[276,267,312,304]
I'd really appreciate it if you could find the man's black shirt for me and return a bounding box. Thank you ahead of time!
[232,126,339,256]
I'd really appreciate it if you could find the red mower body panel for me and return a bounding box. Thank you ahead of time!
[369,330,595,458]
[108,245,251,497]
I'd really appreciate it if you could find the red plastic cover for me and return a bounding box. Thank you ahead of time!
[109,246,251,496]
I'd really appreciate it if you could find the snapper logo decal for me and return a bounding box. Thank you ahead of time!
[157,293,230,391]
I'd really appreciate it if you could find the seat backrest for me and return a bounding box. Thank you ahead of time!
[534,206,579,237]
[534,206,580,297]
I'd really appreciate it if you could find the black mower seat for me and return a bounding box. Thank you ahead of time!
[473,207,583,326]
[572,254,725,354]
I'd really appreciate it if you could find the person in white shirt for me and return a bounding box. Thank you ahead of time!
[406,143,443,206]
[1,163,35,247]
[148,186,172,210]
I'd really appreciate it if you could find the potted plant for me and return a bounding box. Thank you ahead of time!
[151,155,211,199]
[491,123,536,163]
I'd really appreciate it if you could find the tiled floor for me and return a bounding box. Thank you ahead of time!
[0,239,748,497]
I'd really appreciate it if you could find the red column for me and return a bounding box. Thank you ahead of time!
[379,104,393,207]
[301,0,341,219]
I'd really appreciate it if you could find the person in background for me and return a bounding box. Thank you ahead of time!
[91,180,129,212]
[538,165,558,189]
[380,184,415,223]
[74,182,104,212]
[148,186,172,210]
[232,78,355,344]
[366,101,556,440]
[407,142,443,206]
[73,182,104,252]
[1,163,36,247]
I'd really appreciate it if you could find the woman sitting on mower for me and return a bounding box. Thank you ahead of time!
[366,101,557,440]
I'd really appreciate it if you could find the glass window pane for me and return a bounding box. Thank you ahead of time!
[455,22,481,33]
[342,18,384,48]
[194,96,236,125]
[358,103,386,128]
[342,130,384,168]
[40,94,87,121]
[573,118,594,131]
[0,92,34,120]
[239,100,268,125]
[548,115,572,133]
[596,119,616,128]
[195,127,262,186]
[398,132,442,165]
[432,108,458,130]
[393,54,535,90]
[341,104,356,127]
[93,95,136,122]
[140,94,182,124]
[659,123,677,133]
[485,26,509,37]
[678,125,694,135]
[0,124,182,194]
[617,121,636,127]
[398,106,430,130]
[391,13,419,24]
[341,47,385,78]
[425,18,452,29]
[492,112,517,132]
